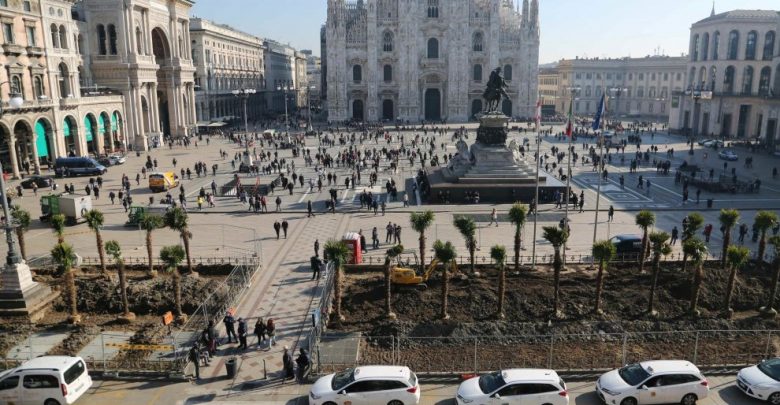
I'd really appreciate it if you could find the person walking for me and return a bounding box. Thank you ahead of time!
[372,227,379,249]
[608,205,614,222]
[403,192,409,207]
[223,312,237,344]
[703,223,713,243]
[385,222,394,243]
[310,255,322,280]
[314,239,320,257]
[671,226,679,246]
[189,344,201,380]
[488,208,499,227]
[307,200,314,217]
[283,346,295,380]
[267,318,276,346]
[275,196,282,212]
[281,220,289,238]
[359,230,367,253]
[273,221,281,240]
[254,317,267,349]
[295,348,311,383]
[237,318,248,350]
[205,320,217,355]
[394,224,402,244]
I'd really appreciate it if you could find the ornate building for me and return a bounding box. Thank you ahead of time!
[325,0,540,123]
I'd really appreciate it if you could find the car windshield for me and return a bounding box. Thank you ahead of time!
[618,363,651,386]
[331,368,355,391]
[478,371,506,394]
[758,359,780,381]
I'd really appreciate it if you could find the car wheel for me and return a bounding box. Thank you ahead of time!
[45,400,61,405]
[620,398,637,405]
[387,401,404,405]
[322,402,337,405]
[681,393,697,405]
[770,392,780,405]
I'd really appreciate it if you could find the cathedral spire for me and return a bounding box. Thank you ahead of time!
[521,0,529,24]
[710,1,715,17]
[530,0,539,27]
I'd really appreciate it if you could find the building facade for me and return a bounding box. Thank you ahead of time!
[263,39,307,116]
[670,9,780,147]
[537,66,558,114]
[551,56,688,120]
[189,17,264,124]
[325,0,540,123]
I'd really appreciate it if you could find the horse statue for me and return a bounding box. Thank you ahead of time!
[482,67,510,113]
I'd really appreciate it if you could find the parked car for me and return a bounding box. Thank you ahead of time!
[737,358,780,403]
[108,154,126,165]
[609,234,643,255]
[596,360,708,405]
[20,175,52,189]
[0,355,92,405]
[718,150,738,161]
[705,140,725,148]
[456,369,568,405]
[309,366,420,405]
[53,157,106,177]
[697,139,712,146]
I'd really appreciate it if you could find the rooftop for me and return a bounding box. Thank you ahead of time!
[354,365,411,381]
[502,368,559,383]
[641,360,700,375]
[694,9,780,25]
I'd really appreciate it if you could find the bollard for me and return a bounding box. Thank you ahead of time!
[263,359,267,379]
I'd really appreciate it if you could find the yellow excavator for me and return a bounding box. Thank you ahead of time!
[390,250,457,287]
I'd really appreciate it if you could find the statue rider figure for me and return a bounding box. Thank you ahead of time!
[483,67,510,113]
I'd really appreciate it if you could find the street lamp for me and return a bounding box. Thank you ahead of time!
[231,88,256,135]
[307,85,316,132]
[0,161,20,266]
[276,84,295,132]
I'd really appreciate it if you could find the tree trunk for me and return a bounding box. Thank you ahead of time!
[146,231,155,276]
[724,264,737,313]
[173,267,183,317]
[648,254,661,314]
[65,267,78,319]
[594,260,605,313]
[638,230,648,273]
[721,229,731,268]
[96,230,107,274]
[553,247,562,316]
[690,263,703,315]
[469,243,475,274]
[182,231,194,273]
[758,232,767,262]
[441,261,449,319]
[765,259,780,313]
[15,229,27,260]
[682,252,688,275]
[118,260,130,316]
[384,259,393,318]
[514,227,520,273]
[498,263,506,318]
[334,262,344,321]
[419,234,426,275]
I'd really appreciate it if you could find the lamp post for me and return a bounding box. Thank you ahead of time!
[562,86,580,265]
[276,84,294,132]
[0,82,25,179]
[306,85,316,132]
[232,88,256,166]
[0,161,20,266]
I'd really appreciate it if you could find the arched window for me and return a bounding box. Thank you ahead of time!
[59,25,67,49]
[759,66,772,96]
[636,86,643,98]
[11,75,23,98]
[585,86,592,97]
[427,0,438,18]
[382,31,393,52]
[352,64,362,82]
[688,67,696,87]
[727,30,739,60]
[97,24,107,55]
[58,63,70,98]
[383,64,392,82]
[764,31,776,61]
[107,24,117,55]
[427,38,438,58]
[50,23,59,48]
[701,33,709,61]
[692,34,699,61]
[741,66,753,94]
[77,34,83,54]
[709,66,716,91]
[472,32,483,52]
[724,65,735,93]
[473,64,482,82]
[698,66,707,88]
[503,64,512,81]
[745,30,757,60]
[135,27,143,54]
[712,31,720,60]
[649,87,656,98]
[33,76,43,99]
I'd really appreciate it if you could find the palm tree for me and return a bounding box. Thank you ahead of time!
[543,226,568,318]
[51,213,66,244]
[10,206,31,260]
[433,240,456,320]
[84,210,107,275]
[323,239,351,323]
[51,242,79,324]
[164,208,194,274]
[508,203,528,273]
[490,245,508,318]
[592,240,616,315]
[761,236,780,318]
[409,211,435,274]
[754,211,778,262]
[160,245,185,319]
[383,244,404,320]
[719,209,740,268]
[683,238,708,316]
[139,213,164,277]
[723,245,750,318]
[105,240,135,322]
[647,231,672,316]
[635,210,656,273]
[453,215,477,274]
[681,213,705,273]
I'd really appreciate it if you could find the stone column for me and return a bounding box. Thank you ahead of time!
[29,134,41,175]
[5,133,20,179]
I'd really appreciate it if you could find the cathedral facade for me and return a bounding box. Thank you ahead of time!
[325,0,540,123]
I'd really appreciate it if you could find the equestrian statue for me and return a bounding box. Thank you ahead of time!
[482,67,510,113]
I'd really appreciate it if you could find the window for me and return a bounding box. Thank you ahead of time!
[651,73,656,81]
[723,66,735,93]
[664,73,668,81]
[575,73,581,79]
[727,30,739,60]
[692,34,699,61]
[473,64,482,81]
[637,87,644,98]
[382,31,393,52]
[586,73,592,79]
[759,66,772,96]
[58,63,70,97]
[0,376,19,390]
[585,86,591,97]
[352,64,362,82]
[59,25,67,49]
[701,32,709,61]
[676,72,681,81]
[0,0,6,7]
[50,23,59,48]
[628,73,633,80]
[745,31,757,60]
[503,64,512,81]
[606,73,612,80]
[11,75,22,97]
[3,23,14,44]
[26,26,35,47]
[712,31,720,60]
[64,360,86,384]
[108,24,117,54]
[472,32,483,52]
[616,73,622,80]
[22,375,59,389]
[427,38,438,58]
[764,31,776,60]
[97,24,106,55]
[639,73,644,81]
[22,0,30,12]
[33,76,43,98]
[345,381,381,393]
[427,0,439,18]
[742,66,754,94]
[383,64,392,82]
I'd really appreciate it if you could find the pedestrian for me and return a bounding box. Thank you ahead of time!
[314,238,320,257]
[205,320,217,355]
[273,221,281,239]
[386,222,394,243]
[403,192,409,207]
[109,191,116,205]
[237,318,248,350]
[281,220,289,238]
[394,224,402,244]
[372,227,379,249]
[267,318,276,346]
[671,226,679,245]
[307,200,313,218]
[283,346,294,380]
[275,196,282,212]
[738,223,748,243]
[254,317,267,348]
[488,208,499,227]
[310,255,322,280]
[608,205,614,222]
[703,223,713,243]
[31,182,37,196]
[295,348,310,383]
[223,312,237,344]
[359,230,367,253]
[696,189,701,204]
[189,344,201,380]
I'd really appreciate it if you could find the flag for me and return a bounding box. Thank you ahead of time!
[591,94,606,130]
[565,100,573,137]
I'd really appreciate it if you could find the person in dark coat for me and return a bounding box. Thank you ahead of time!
[314,239,320,257]
[283,346,295,380]
[205,320,217,355]
[254,317,267,349]
[281,220,289,238]
[295,348,311,382]
[307,200,314,218]
[189,343,201,380]
[223,312,237,343]
[273,221,281,239]
[237,318,248,350]
[310,256,322,280]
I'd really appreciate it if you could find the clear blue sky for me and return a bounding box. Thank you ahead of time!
[192,0,779,63]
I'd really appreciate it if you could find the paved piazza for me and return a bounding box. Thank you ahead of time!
[2,122,779,404]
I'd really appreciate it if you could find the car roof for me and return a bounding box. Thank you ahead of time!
[641,360,700,375]
[19,356,81,371]
[353,366,410,381]
[502,368,560,383]
[612,234,641,241]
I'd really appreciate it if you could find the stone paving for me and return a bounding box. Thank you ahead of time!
[5,330,68,360]
[77,331,135,363]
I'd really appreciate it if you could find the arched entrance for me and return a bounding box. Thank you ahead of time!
[63,116,78,156]
[352,100,364,121]
[140,96,151,134]
[502,100,512,117]
[35,119,55,167]
[0,124,13,176]
[13,120,37,175]
[424,89,441,121]
[471,99,483,119]
[157,90,170,136]
[84,114,98,155]
[100,112,112,153]
[112,111,123,151]
[152,27,174,138]
[382,99,394,121]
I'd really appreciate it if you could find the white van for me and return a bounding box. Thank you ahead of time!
[0,356,92,405]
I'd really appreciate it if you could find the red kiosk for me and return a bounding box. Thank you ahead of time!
[342,232,362,264]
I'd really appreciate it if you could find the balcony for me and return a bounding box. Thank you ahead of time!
[2,97,54,112]
[25,46,44,56]
[3,43,24,55]
[59,97,80,108]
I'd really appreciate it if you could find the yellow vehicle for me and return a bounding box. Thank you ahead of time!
[148,172,179,192]
[390,251,457,287]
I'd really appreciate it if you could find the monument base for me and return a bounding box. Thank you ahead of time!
[0,262,59,322]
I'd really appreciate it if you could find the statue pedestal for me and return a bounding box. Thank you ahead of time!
[0,261,59,321]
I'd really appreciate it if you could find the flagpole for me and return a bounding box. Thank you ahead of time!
[563,87,579,266]
[592,87,607,250]
[532,100,542,270]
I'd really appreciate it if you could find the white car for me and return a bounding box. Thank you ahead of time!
[456,369,568,405]
[0,355,92,405]
[309,365,420,405]
[596,360,708,405]
[737,358,780,403]
[108,155,127,165]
